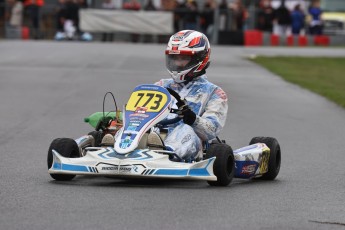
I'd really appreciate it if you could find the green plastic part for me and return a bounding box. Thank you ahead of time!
[84,112,122,128]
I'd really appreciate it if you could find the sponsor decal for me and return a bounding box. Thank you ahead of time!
[129,122,140,127]
[169,50,181,54]
[172,35,184,41]
[205,123,216,132]
[101,166,132,173]
[133,165,139,172]
[215,111,223,117]
[215,88,227,100]
[241,164,257,175]
[129,113,149,118]
[120,136,133,149]
[181,134,191,144]
[127,126,137,131]
[135,106,147,114]
[259,149,270,174]
[243,153,254,161]
[141,86,159,90]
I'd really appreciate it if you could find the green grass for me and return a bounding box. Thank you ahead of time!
[250,57,345,108]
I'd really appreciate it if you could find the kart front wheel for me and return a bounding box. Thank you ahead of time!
[249,137,281,180]
[47,138,80,181]
[205,143,235,186]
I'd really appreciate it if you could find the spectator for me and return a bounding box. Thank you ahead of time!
[161,0,175,11]
[308,0,322,35]
[229,0,248,31]
[257,0,274,32]
[55,0,66,34]
[123,0,141,42]
[144,0,156,11]
[62,0,78,39]
[174,0,187,32]
[123,0,141,11]
[76,0,92,41]
[273,0,291,36]
[23,0,44,39]
[218,0,229,31]
[77,0,87,9]
[6,0,23,39]
[291,4,305,35]
[0,0,5,30]
[101,0,115,42]
[184,0,198,30]
[143,0,157,43]
[200,0,217,38]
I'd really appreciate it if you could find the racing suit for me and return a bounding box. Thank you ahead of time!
[155,75,228,160]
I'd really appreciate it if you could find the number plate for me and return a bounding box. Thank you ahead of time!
[126,90,168,113]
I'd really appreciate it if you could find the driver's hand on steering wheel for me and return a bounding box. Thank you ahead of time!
[177,104,196,126]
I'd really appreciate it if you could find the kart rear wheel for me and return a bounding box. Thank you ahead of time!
[249,137,281,180]
[205,143,235,186]
[47,138,80,181]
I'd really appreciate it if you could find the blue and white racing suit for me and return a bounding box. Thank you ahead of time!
[155,75,228,160]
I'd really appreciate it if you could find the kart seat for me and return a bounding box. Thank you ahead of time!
[147,132,165,150]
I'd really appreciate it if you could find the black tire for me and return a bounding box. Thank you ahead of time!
[47,138,80,181]
[205,143,235,186]
[249,137,281,180]
[87,131,103,147]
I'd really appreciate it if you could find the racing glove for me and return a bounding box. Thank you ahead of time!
[177,104,196,126]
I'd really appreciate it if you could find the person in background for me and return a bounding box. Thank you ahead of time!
[229,0,248,31]
[218,0,229,31]
[77,0,87,9]
[291,4,305,35]
[123,0,141,42]
[174,0,187,32]
[273,0,291,36]
[55,0,65,33]
[308,0,322,35]
[23,0,44,39]
[144,0,156,11]
[200,0,217,39]
[184,0,198,30]
[101,0,115,42]
[257,0,274,32]
[143,0,157,42]
[6,0,23,39]
[63,0,78,39]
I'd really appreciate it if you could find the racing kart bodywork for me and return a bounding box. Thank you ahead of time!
[48,84,281,186]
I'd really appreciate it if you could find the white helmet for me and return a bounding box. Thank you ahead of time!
[165,30,211,83]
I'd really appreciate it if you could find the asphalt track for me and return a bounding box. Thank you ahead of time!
[0,41,344,230]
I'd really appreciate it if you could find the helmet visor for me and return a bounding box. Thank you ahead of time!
[166,54,200,72]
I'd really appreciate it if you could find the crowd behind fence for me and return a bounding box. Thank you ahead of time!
[0,0,331,44]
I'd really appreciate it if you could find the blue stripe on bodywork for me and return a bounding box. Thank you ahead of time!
[188,159,212,176]
[189,168,210,176]
[154,169,188,176]
[53,162,89,172]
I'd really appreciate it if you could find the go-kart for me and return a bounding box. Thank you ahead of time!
[47,84,281,186]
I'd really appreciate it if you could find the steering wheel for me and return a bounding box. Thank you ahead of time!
[156,87,185,126]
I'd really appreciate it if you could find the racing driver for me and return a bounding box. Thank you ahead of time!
[154,30,228,161]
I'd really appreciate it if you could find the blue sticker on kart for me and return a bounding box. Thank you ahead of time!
[116,84,172,152]
[235,161,259,179]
